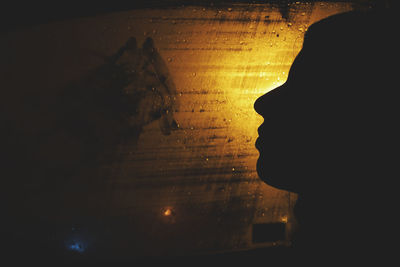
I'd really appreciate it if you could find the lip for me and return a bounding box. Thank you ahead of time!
[256,124,267,151]
[255,137,263,151]
[257,124,266,136]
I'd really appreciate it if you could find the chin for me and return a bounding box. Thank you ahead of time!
[256,155,276,187]
[256,154,300,193]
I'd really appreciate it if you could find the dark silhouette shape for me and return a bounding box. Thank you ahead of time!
[60,36,178,157]
[255,7,398,263]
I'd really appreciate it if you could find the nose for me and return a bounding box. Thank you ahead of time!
[254,84,284,117]
[254,93,266,116]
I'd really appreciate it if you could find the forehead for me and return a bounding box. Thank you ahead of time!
[290,30,369,84]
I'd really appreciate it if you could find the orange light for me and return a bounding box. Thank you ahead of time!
[163,208,172,216]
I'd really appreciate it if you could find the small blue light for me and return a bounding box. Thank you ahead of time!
[67,241,86,253]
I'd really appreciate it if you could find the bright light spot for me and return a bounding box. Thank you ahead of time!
[164,208,172,216]
[281,216,288,223]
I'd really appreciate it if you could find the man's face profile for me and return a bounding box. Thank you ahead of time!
[254,47,318,193]
[253,9,396,195]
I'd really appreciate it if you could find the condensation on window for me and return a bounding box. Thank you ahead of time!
[0,1,357,260]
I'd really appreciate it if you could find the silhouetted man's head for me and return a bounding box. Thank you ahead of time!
[255,9,397,195]
[254,8,397,257]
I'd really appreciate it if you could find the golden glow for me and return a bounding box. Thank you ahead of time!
[163,208,172,217]
[115,1,352,247]
[107,2,353,251]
